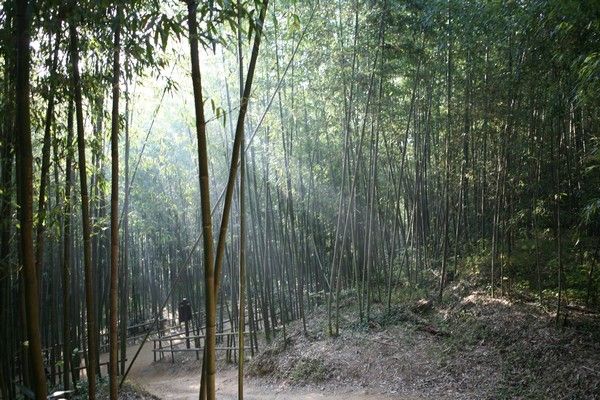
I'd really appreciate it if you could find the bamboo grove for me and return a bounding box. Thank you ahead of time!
[1,0,599,399]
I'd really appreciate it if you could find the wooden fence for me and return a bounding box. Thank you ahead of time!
[152,331,253,363]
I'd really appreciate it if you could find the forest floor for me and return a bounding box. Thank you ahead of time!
[116,284,600,399]
[117,340,403,399]
[247,284,600,400]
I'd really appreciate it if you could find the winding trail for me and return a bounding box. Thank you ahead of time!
[107,343,414,400]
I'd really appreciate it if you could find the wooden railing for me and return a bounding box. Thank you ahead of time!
[152,331,251,363]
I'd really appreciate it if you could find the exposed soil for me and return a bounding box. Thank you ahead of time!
[110,289,600,399]
[115,339,403,399]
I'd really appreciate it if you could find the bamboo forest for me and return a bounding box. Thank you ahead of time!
[1,0,600,399]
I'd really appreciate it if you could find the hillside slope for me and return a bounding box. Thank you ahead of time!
[249,291,600,399]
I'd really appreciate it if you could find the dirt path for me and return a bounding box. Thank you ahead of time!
[108,343,413,400]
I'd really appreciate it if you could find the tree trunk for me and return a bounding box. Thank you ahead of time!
[184,1,217,398]
[69,19,98,400]
[62,99,75,391]
[439,0,452,302]
[109,7,122,399]
[14,0,48,397]
[120,71,131,376]
[237,4,246,397]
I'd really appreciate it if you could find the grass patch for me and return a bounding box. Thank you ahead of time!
[290,356,330,383]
